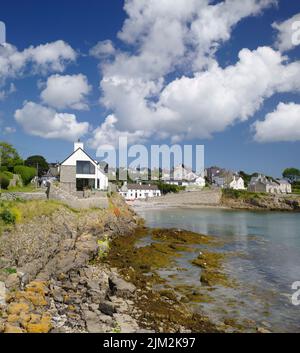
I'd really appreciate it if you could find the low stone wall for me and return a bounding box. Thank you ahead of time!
[48,183,108,209]
[0,192,47,201]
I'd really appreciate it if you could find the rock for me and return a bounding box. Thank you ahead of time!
[84,310,105,333]
[52,287,64,303]
[109,275,136,299]
[257,327,271,334]
[27,314,52,333]
[5,274,19,291]
[7,302,30,316]
[113,313,139,333]
[99,301,116,316]
[0,281,6,306]
[4,323,24,333]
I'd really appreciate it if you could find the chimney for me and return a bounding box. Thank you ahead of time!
[74,139,84,151]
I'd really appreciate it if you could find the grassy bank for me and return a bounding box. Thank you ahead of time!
[0,199,77,235]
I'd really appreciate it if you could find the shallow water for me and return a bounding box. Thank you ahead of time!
[136,207,300,332]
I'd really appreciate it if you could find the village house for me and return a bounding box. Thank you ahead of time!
[211,170,245,190]
[228,176,246,190]
[276,179,292,194]
[162,164,206,188]
[248,174,291,194]
[59,141,108,193]
[119,182,161,200]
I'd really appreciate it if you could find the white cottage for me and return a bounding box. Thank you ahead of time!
[60,141,108,192]
[229,176,245,190]
[119,182,161,200]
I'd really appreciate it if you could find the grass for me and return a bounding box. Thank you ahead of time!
[0,185,41,193]
[222,189,265,200]
[0,199,78,235]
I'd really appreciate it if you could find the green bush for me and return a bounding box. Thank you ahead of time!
[157,182,186,195]
[0,209,16,224]
[14,165,36,185]
[3,171,14,180]
[0,166,8,172]
[0,173,10,190]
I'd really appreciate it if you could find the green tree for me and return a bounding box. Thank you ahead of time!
[0,142,23,171]
[25,155,49,177]
[283,168,300,180]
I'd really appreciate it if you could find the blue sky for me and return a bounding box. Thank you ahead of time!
[1,0,300,177]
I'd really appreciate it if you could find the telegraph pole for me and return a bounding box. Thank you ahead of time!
[36,162,39,189]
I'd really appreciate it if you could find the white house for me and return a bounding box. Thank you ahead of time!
[248,174,284,194]
[229,176,245,190]
[276,179,292,194]
[119,182,161,200]
[60,141,108,192]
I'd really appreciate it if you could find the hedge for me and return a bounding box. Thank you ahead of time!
[14,165,36,185]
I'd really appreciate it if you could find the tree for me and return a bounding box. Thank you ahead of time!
[283,168,300,182]
[0,142,23,171]
[25,155,49,177]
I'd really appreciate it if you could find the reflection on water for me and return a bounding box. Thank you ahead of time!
[136,208,300,332]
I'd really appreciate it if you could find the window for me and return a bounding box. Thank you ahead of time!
[76,161,95,175]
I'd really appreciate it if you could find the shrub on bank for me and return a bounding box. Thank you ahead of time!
[157,182,186,195]
[222,189,263,200]
[0,209,16,224]
[14,165,36,185]
[0,173,10,190]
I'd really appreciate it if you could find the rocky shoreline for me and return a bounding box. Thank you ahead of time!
[0,195,224,333]
[0,195,148,333]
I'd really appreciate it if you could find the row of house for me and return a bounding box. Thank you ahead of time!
[248,175,292,194]
[49,143,292,201]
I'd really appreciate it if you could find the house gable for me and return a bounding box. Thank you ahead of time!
[61,148,98,168]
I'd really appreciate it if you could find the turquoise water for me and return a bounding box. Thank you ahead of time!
[136,208,300,332]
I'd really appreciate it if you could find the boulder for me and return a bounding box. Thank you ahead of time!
[109,275,136,299]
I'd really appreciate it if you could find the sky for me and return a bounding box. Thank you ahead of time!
[1,0,300,177]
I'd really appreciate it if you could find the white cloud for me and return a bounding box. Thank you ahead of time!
[253,102,300,142]
[89,0,278,146]
[0,40,76,86]
[89,40,116,59]
[96,46,300,143]
[41,74,91,110]
[15,102,89,141]
[88,114,149,152]
[272,13,300,52]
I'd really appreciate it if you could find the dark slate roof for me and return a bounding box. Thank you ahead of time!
[126,184,159,191]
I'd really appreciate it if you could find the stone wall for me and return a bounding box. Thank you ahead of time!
[60,165,76,193]
[0,192,46,201]
[48,183,109,209]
